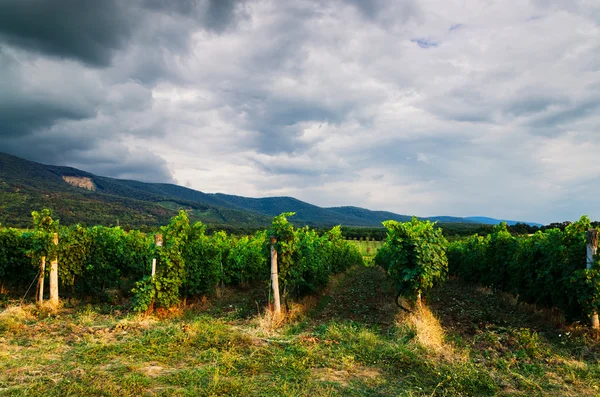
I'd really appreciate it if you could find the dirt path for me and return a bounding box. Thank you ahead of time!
[311,266,399,329]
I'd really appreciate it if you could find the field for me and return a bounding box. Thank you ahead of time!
[347,240,383,262]
[2,265,599,397]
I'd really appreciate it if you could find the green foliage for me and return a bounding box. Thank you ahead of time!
[3,209,363,309]
[84,226,152,295]
[480,223,517,289]
[31,208,59,264]
[571,267,600,316]
[267,212,298,294]
[448,215,595,319]
[130,276,156,312]
[183,221,221,296]
[375,217,448,301]
[0,228,35,291]
[225,231,268,285]
[57,225,91,287]
[1,209,155,296]
[267,213,364,301]
[132,210,189,311]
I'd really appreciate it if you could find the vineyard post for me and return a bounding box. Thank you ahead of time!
[586,229,599,329]
[152,233,163,279]
[270,236,281,315]
[49,233,59,306]
[37,256,45,305]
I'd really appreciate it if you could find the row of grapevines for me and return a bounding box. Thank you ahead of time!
[267,213,364,301]
[374,217,448,304]
[0,228,36,292]
[0,209,364,310]
[447,216,599,319]
[132,211,364,311]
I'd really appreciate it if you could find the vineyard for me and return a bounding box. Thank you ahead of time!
[0,210,363,312]
[1,211,600,396]
[347,239,383,262]
[1,210,599,328]
[447,216,600,323]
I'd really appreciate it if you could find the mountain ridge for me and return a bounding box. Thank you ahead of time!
[0,152,541,229]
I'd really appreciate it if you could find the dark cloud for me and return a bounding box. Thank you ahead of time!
[505,96,564,117]
[343,0,421,24]
[0,0,134,67]
[142,0,246,33]
[67,146,174,183]
[0,49,100,138]
[242,97,347,154]
[0,0,246,68]
[3,129,174,183]
[502,86,570,118]
[0,98,93,138]
[527,98,600,129]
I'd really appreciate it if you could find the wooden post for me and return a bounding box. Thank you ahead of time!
[270,236,281,315]
[38,256,46,305]
[49,233,59,306]
[152,233,162,279]
[586,229,599,329]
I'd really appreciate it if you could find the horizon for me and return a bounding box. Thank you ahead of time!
[0,151,561,225]
[1,1,598,225]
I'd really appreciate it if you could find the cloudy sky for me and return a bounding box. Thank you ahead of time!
[1,0,599,223]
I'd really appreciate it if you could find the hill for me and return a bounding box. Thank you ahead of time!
[0,152,269,229]
[0,152,540,229]
[464,216,543,227]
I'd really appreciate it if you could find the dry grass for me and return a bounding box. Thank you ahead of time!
[311,366,381,386]
[0,304,35,322]
[255,307,287,332]
[397,304,465,363]
[255,296,318,333]
[253,289,322,334]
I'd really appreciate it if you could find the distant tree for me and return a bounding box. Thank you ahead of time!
[541,221,572,232]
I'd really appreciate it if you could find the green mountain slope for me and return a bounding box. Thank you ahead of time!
[212,194,378,226]
[0,152,537,230]
[327,206,414,224]
[0,153,270,229]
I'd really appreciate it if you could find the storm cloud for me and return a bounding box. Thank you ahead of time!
[0,0,599,222]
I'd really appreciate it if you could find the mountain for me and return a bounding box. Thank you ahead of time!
[327,206,413,224]
[0,152,541,229]
[464,216,543,227]
[427,216,480,224]
[0,152,270,229]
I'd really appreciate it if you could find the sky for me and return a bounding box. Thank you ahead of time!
[0,0,599,224]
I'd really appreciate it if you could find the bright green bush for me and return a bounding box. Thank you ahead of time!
[132,210,189,311]
[375,217,448,301]
[226,231,268,285]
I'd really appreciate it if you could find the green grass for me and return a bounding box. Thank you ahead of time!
[1,267,599,396]
[347,240,383,263]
